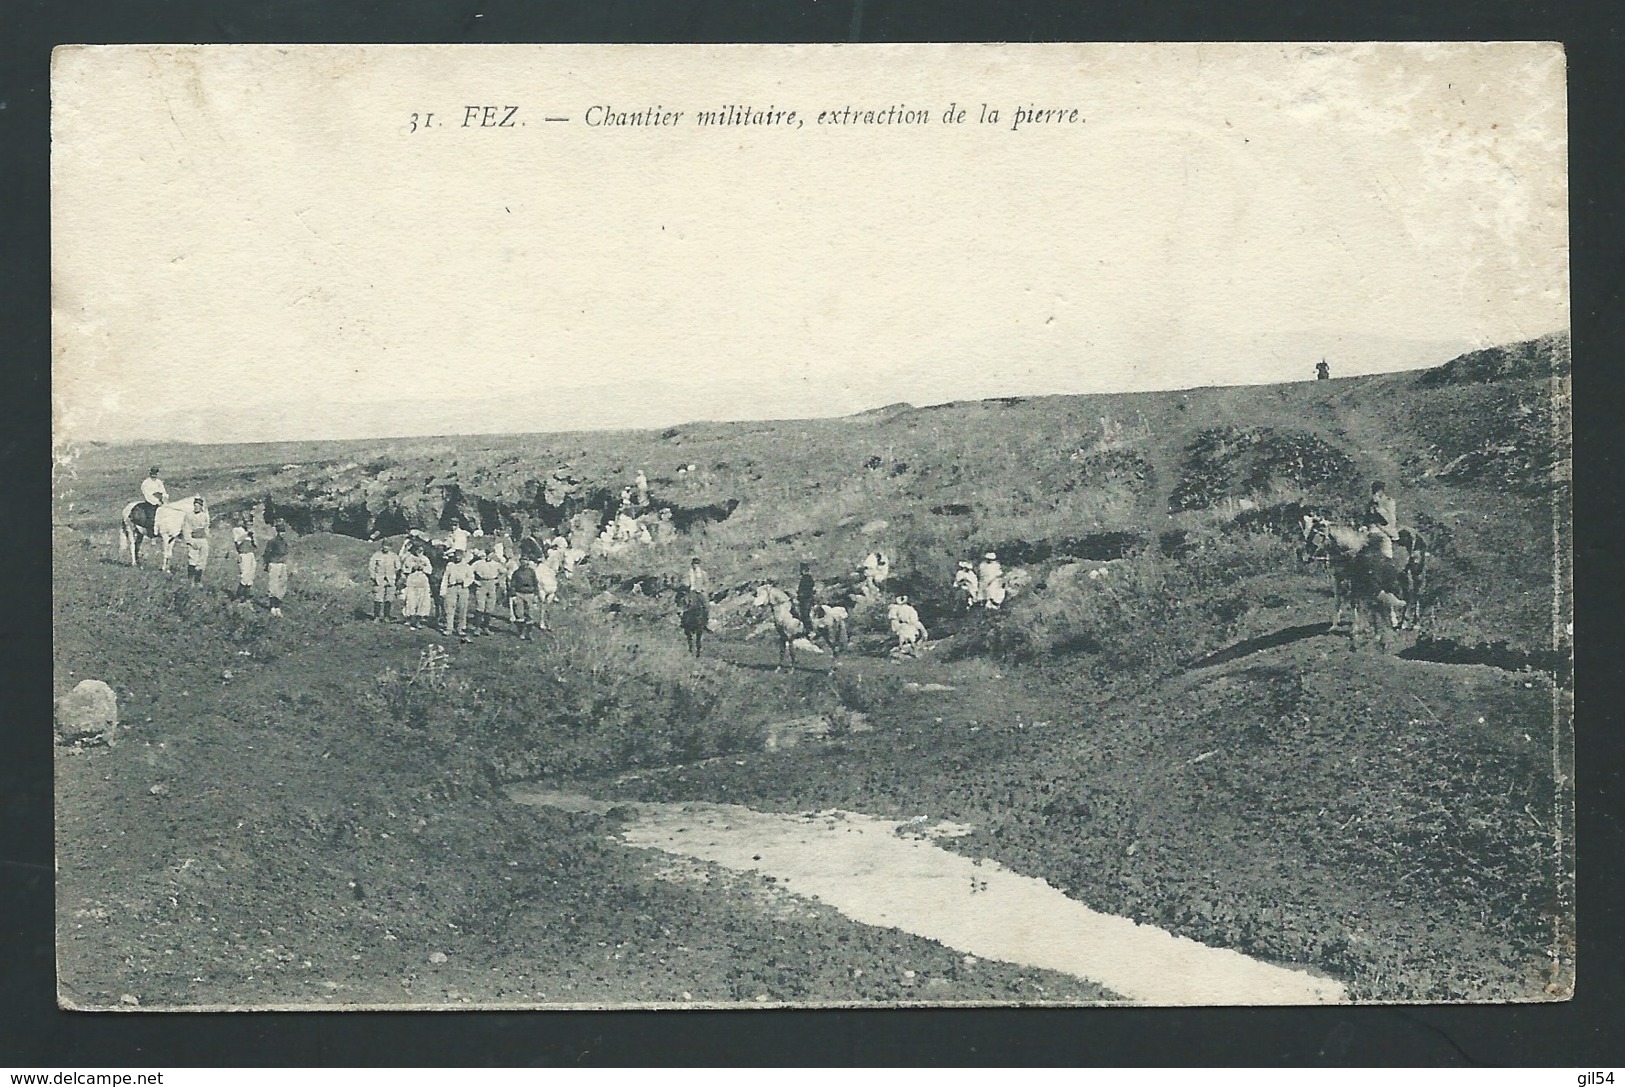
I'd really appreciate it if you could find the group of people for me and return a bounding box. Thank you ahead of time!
[369,522,571,642]
[951,552,1007,610]
[594,469,681,553]
[142,464,294,617]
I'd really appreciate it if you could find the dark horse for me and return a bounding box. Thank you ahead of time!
[679,588,711,658]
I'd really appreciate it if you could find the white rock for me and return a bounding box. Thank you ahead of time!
[55,680,118,743]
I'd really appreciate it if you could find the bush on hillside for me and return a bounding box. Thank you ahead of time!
[372,614,832,785]
[1170,427,1358,512]
[970,530,1297,681]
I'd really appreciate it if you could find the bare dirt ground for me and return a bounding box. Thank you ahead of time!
[53,336,1572,1007]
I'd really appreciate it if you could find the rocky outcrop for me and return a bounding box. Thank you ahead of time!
[56,679,118,745]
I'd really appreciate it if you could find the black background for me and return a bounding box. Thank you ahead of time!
[4,0,1621,1067]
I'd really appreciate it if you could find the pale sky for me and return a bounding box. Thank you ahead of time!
[51,43,1569,444]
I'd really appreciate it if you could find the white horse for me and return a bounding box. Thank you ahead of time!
[121,496,203,572]
[752,583,814,669]
[1300,515,1407,636]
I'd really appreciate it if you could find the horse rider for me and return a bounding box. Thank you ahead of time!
[685,557,711,620]
[140,466,168,510]
[796,562,817,624]
[686,557,711,596]
[133,466,168,536]
[1364,481,1399,559]
[182,497,210,585]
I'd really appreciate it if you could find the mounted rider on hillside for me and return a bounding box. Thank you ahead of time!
[1364,480,1399,559]
[132,466,169,534]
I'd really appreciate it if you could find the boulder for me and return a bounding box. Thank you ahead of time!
[55,680,118,744]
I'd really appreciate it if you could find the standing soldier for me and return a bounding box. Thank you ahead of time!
[471,548,505,635]
[262,520,291,617]
[440,549,475,642]
[509,560,541,641]
[1316,359,1331,380]
[231,515,258,602]
[448,518,471,555]
[182,497,210,586]
[534,556,559,630]
[368,539,400,622]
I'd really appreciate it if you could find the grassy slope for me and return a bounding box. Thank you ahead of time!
[54,337,1572,1005]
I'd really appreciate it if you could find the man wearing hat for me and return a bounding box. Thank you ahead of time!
[686,557,711,596]
[977,551,1006,609]
[887,594,927,658]
[952,560,981,609]
[231,514,259,603]
[448,518,471,555]
[440,548,475,641]
[181,497,210,585]
[796,562,817,625]
[262,520,291,617]
[368,539,401,622]
[470,547,505,635]
[139,465,168,511]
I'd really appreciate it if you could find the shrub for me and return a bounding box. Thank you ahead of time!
[373,612,809,785]
[971,530,1297,683]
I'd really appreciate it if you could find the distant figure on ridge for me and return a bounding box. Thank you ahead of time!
[1316,359,1331,380]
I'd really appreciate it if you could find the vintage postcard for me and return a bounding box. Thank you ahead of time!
[50,43,1572,1009]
